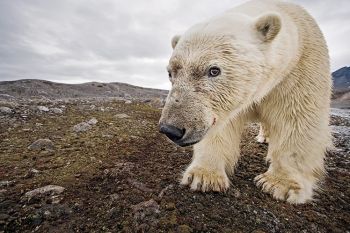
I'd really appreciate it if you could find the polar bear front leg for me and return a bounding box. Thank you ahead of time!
[254,157,319,204]
[254,131,327,204]
[180,140,231,192]
[181,119,244,192]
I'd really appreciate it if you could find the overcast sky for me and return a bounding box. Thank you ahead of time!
[0,0,349,89]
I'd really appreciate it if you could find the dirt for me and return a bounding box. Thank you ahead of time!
[0,100,349,233]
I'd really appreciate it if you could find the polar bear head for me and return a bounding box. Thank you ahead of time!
[159,13,282,146]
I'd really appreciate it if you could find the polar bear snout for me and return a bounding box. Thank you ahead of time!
[159,123,186,142]
[159,86,214,147]
[158,121,205,147]
[159,104,212,147]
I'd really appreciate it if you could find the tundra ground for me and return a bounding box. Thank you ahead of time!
[0,99,349,232]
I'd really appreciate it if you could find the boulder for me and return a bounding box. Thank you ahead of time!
[87,118,98,125]
[115,113,129,119]
[28,139,54,150]
[0,106,12,114]
[24,185,65,200]
[37,106,50,112]
[51,108,63,114]
[72,122,92,133]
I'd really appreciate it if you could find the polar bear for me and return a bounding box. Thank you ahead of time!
[159,0,332,204]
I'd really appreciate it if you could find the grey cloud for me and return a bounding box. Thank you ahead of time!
[0,0,349,89]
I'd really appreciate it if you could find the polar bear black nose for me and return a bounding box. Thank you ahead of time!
[159,123,185,142]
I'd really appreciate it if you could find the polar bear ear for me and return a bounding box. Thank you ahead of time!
[255,13,281,42]
[171,35,181,49]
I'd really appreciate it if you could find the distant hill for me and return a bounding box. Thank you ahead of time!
[0,79,168,100]
[332,66,350,91]
[0,72,348,108]
[332,67,350,108]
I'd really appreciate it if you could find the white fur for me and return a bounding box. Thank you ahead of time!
[162,0,332,204]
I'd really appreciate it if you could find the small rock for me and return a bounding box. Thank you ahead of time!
[31,168,40,173]
[115,113,129,119]
[125,100,132,104]
[251,230,266,233]
[105,162,134,177]
[102,134,113,139]
[0,213,10,221]
[0,94,15,99]
[24,168,40,179]
[233,188,241,198]
[0,106,12,114]
[158,184,174,198]
[28,213,42,226]
[177,224,193,233]
[28,139,54,150]
[50,195,63,204]
[73,122,92,133]
[165,202,176,211]
[43,210,52,218]
[132,199,160,221]
[24,185,65,200]
[51,108,63,114]
[147,98,166,108]
[107,207,118,219]
[37,106,49,112]
[87,118,98,125]
[40,149,55,156]
[0,180,16,188]
[128,179,153,192]
[110,193,119,201]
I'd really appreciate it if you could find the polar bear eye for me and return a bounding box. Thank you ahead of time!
[208,67,221,77]
[168,71,172,78]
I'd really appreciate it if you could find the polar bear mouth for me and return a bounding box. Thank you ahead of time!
[174,128,209,147]
[175,140,199,147]
[174,117,217,147]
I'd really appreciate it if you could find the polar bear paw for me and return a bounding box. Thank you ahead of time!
[254,172,311,204]
[181,166,230,192]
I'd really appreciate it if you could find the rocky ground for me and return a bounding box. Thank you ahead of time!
[0,98,349,233]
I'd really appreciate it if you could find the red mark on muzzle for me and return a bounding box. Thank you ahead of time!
[212,117,217,126]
